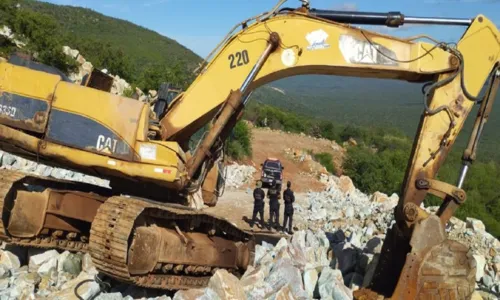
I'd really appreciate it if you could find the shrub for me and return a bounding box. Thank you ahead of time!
[313,152,336,174]
[226,120,252,160]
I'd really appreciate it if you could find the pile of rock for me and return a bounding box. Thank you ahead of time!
[0,25,26,48]
[174,230,354,300]
[287,172,500,297]
[61,45,132,97]
[0,246,100,299]
[0,150,109,188]
[224,163,256,190]
[294,174,398,235]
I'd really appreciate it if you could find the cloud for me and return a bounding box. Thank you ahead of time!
[143,0,169,7]
[332,2,358,11]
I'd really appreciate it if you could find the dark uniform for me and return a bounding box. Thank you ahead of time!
[267,180,280,230]
[251,181,265,228]
[282,181,295,234]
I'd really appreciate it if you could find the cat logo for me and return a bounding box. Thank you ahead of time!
[96,135,118,153]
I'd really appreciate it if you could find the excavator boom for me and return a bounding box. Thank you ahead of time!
[0,1,499,297]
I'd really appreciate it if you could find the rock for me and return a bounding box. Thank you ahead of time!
[0,250,21,270]
[82,253,94,273]
[370,191,389,203]
[37,256,57,275]
[0,278,8,290]
[267,258,307,299]
[344,207,355,219]
[148,90,158,98]
[482,274,494,288]
[317,267,353,300]
[94,293,125,300]
[29,250,59,273]
[59,252,82,275]
[2,153,16,166]
[51,269,100,300]
[473,255,486,282]
[303,268,318,298]
[0,265,9,279]
[338,175,355,194]
[275,284,295,300]
[208,269,245,299]
[225,163,256,189]
[173,288,217,300]
[467,218,486,232]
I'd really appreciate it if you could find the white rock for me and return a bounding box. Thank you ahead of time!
[29,250,59,273]
[344,207,355,218]
[467,218,486,232]
[37,257,57,275]
[317,267,353,300]
[303,268,318,298]
[0,250,21,270]
[473,255,486,282]
[208,269,246,300]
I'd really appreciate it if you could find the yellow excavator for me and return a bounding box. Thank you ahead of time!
[0,0,499,298]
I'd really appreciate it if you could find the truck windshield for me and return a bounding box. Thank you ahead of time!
[265,161,280,169]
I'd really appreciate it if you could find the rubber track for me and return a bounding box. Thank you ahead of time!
[89,196,254,290]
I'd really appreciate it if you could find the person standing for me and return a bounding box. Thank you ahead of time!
[250,180,265,229]
[267,179,281,231]
[282,181,295,234]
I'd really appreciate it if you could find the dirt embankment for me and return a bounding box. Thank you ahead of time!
[232,124,346,193]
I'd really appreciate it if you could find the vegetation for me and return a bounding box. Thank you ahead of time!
[0,0,77,73]
[239,101,500,238]
[313,152,336,174]
[226,121,252,160]
[0,0,199,89]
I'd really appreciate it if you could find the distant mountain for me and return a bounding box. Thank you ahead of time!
[261,75,500,163]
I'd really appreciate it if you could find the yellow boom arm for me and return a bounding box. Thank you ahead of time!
[159,5,500,299]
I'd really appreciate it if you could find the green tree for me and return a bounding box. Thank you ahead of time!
[226,121,252,160]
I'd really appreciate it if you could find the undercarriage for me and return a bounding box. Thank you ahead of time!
[0,169,255,290]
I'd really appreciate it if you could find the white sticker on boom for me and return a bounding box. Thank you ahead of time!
[281,49,296,67]
[338,34,398,66]
[306,29,330,51]
[139,144,157,160]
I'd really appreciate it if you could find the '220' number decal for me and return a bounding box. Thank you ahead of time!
[228,50,250,69]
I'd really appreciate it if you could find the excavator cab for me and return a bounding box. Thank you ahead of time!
[153,82,183,120]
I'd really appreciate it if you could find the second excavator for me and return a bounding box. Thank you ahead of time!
[0,0,499,298]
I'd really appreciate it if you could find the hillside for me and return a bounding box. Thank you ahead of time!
[265,75,500,163]
[9,0,201,87]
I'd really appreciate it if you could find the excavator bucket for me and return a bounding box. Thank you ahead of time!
[356,215,476,299]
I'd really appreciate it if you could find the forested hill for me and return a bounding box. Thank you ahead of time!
[14,0,202,88]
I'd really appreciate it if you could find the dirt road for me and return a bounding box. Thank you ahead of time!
[203,189,309,233]
[235,126,345,193]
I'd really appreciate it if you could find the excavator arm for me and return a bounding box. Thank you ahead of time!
[159,2,500,298]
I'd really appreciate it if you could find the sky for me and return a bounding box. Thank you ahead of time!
[42,0,500,58]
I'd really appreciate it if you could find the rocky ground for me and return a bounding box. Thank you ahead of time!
[1,153,499,299]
